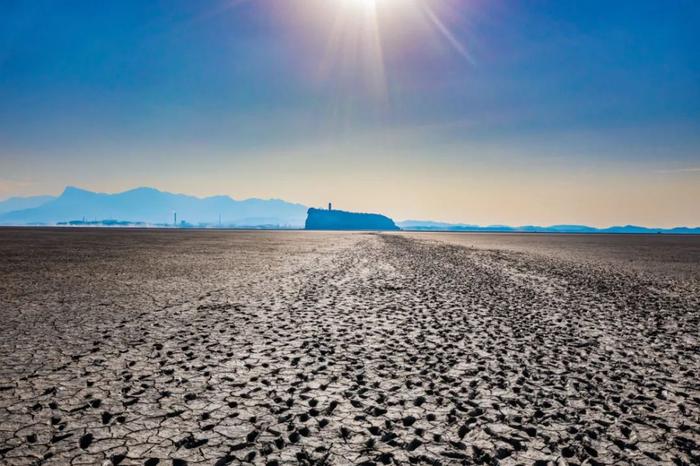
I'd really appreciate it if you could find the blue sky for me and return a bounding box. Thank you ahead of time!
[1,0,698,226]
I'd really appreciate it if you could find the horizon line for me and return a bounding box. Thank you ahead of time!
[1,185,698,231]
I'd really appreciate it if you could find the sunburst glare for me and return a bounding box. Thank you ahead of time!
[273,0,475,103]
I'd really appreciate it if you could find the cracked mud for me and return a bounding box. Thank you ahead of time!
[1,229,699,465]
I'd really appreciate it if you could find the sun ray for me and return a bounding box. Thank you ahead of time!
[317,0,389,104]
[285,0,474,107]
[421,2,475,64]
[361,0,389,102]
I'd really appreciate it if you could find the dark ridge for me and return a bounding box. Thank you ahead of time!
[305,208,399,231]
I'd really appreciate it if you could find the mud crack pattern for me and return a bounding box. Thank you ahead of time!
[0,230,698,465]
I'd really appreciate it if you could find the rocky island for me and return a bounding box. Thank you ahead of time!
[305,206,399,230]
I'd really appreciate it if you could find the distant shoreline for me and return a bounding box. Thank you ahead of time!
[0,225,698,236]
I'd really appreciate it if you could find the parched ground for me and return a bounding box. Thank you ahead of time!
[0,229,698,466]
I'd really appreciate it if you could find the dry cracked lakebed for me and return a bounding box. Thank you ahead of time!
[0,228,698,465]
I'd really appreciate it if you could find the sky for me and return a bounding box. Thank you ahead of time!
[1,0,699,227]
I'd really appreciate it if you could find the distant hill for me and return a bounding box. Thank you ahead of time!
[0,187,308,227]
[0,195,55,215]
[398,220,700,234]
[1,189,696,233]
[306,208,399,231]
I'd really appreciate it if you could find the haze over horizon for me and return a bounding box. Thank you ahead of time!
[2,0,699,228]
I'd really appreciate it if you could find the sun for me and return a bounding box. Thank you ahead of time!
[338,0,382,16]
[345,0,378,7]
[270,0,473,102]
[340,0,409,15]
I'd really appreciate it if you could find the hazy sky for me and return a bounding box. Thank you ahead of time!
[1,0,699,226]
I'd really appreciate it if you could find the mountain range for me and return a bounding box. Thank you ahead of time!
[0,187,698,233]
[0,187,308,227]
[397,220,700,234]
[0,195,57,215]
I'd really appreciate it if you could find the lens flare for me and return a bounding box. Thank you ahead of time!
[313,1,473,100]
[261,0,476,113]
